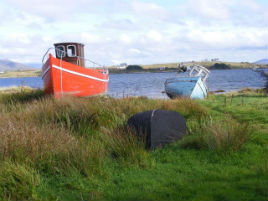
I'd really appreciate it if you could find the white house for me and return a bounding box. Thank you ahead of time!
[116,63,127,69]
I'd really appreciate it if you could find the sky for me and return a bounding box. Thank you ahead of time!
[0,0,267,66]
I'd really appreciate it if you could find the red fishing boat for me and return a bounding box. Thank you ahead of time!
[42,42,109,98]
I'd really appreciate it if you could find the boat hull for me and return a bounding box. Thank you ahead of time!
[165,76,207,99]
[42,54,109,98]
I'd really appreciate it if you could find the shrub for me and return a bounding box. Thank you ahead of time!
[126,65,143,71]
[210,63,231,69]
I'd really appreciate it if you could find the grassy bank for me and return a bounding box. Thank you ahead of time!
[0,88,267,201]
[0,70,41,78]
[141,61,268,69]
[1,62,267,78]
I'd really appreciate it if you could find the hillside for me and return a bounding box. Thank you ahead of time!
[141,61,260,69]
[0,59,35,72]
[254,59,268,65]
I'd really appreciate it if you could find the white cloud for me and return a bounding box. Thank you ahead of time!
[185,28,268,50]
[131,1,169,19]
[81,33,101,44]
[239,0,262,12]
[129,48,141,55]
[189,0,233,20]
[0,0,267,65]
[146,30,162,42]
[120,34,132,45]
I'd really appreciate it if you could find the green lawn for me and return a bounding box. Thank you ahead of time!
[0,88,267,201]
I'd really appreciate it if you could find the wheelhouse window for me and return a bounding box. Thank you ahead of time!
[56,45,65,58]
[67,45,76,57]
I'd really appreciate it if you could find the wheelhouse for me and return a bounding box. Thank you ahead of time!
[54,42,85,67]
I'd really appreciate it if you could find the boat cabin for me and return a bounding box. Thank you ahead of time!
[189,65,210,83]
[54,42,85,67]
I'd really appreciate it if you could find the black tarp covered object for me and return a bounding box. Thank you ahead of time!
[127,110,187,149]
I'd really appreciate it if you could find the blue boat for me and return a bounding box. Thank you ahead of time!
[165,65,210,99]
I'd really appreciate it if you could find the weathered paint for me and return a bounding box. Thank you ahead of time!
[54,42,85,67]
[164,76,207,99]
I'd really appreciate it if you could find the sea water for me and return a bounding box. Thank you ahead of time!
[0,69,267,99]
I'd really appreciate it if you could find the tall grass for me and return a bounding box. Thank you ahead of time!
[0,161,40,201]
[0,89,263,200]
[0,88,44,105]
[0,117,105,177]
[0,93,208,174]
[183,116,252,151]
[101,126,151,167]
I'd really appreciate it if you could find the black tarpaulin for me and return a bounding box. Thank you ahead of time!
[127,110,187,149]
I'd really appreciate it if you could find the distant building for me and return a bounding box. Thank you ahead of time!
[211,58,219,62]
[0,71,4,74]
[116,63,127,69]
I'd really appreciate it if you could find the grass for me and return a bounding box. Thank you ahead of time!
[0,161,40,201]
[0,89,267,200]
[182,116,252,151]
[1,62,267,78]
[141,61,268,69]
[0,70,41,78]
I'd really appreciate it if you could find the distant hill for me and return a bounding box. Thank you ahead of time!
[254,59,268,65]
[0,59,35,72]
[24,62,42,69]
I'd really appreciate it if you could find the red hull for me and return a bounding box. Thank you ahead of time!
[42,54,109,98]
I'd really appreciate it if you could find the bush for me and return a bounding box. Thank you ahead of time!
[126,65,143,71]
[210,63,231,69]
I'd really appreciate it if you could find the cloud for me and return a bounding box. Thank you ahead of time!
[131,1,169,19]
[6,0,131,21]
[146,30,162,42]
[120,34,132,45]
[189,0,233,20]
[81,33,101,44]
[181,25,268,52]
[0,0,267,65]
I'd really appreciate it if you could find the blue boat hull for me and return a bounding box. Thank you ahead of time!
[165,76,208,99]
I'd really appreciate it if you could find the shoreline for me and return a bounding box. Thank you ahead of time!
[1,66,267,78]
[0,86,265,97]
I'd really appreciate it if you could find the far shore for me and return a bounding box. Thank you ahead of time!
[0,85,265,98]
[1,62,267,78]
[0,70,41,78]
